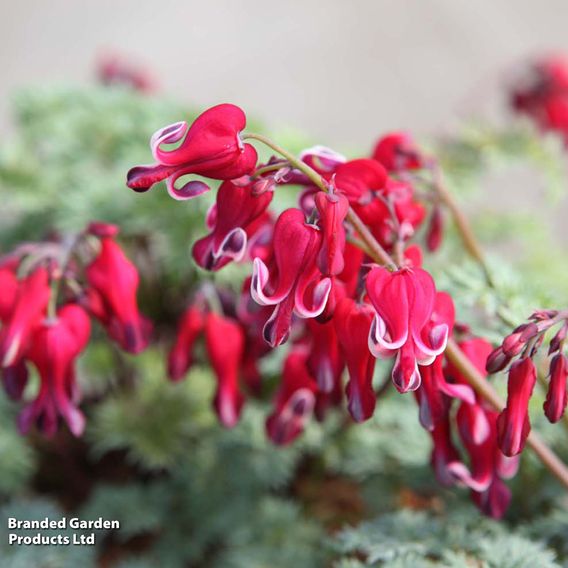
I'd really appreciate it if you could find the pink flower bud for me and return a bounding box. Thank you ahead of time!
[425,206,444,252]
[497,358,537,456]
[543,353,568,423]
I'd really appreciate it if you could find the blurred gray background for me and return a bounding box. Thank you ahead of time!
[2,0,568,237]
[2,0,568,146]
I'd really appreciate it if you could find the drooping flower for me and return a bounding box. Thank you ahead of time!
[19,304,91,437]
[126,104,258,199]
[445,337,494,445]
[543,353,568,423]
[415,292,475,431]
[511,55,568,144]
[204,312,245,428]
[425,205,444,252]
[333,159,387,205]
[266,347,317,445]
[314,190,349,277]
[460,407,520,519]
[371,132,424,172]
[496,357,537,456]
[167,305,205,381]
[334,298,376,422]
[251,208,332,347]
[306,318,344,394]
[85,228,151,354]
[0,266,51,368]
[192,180,273,271]
[366,267,448,393]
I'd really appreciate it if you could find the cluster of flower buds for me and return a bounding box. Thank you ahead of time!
[487,310,568,456]
[127,103,539,518]
[510,54,568,144]
[0,222,150,437]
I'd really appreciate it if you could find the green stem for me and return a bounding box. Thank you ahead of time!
[243,132,397,269]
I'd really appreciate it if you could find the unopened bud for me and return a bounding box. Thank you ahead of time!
[543,353,568,423]
[486,346,512,374]
[426,206,444,252]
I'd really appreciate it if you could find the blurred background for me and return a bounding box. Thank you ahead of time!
[2,0,568,145]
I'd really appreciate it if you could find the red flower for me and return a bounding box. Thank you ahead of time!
[543,353,568,423]
[314,190,349,276]
[204,312,245,428]
[366,267,448,393]
[425,205,444,252]
[415,292,475,431]
[19,304,91,437]
[167,305,205,381]
[266,347,317,445]
[86,231,151,354]
[334,298,376,422]
[371,132,424,172]
[429,414,470,487]
[192,180,273,271]
[460,409,519,519]
[306,318,344,394]
[445,337,493,444]
[333,159,387,204]
[251,209,332,347]
[497,357,537,456]
[0,266,51,368]
[126,104,257,199]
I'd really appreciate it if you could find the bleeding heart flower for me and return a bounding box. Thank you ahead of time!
[251,208,332,347]
[333,159,387,204]
[497,357,537,457]
[19,304,90,437]
[127,104,258,200]
[0,266,51,368]
[426,205,444,252]
[366,267,448,393]
[543,353,568,423]
[371,132,424,172]
[204,312,245,428]
[334,298,376,422]
[85,231,151,354]
[306,318,344,394]
[314,190,349,276]
[266,347,317,445]
[192,180,273,271]
[168,305,205,381]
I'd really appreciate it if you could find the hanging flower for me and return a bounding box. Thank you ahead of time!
[366,266,448,393]
[126,104,258,199]
[251,208,332,347]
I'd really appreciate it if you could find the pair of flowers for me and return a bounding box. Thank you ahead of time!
[0,223,149,436]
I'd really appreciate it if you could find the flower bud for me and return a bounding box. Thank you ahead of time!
[543,353,568,423]
[497,358,537,456]
[485,346,512,374]
[501,323,538,357]
[425,206,444,252]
